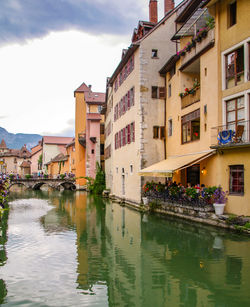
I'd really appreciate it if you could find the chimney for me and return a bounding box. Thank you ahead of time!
[149,0,158,24]
[164,0,174,15]
[88,85,92,91]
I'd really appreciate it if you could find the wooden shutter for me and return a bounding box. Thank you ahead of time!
[159,87,166,99]
[127,90,130,109]
[127,124,131,143]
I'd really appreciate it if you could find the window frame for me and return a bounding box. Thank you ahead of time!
[181,109,200,144]
[229,165,244,195]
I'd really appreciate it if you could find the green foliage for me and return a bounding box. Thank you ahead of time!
[84,163,106,195]
[205,16,215,29]
[25,174,32,179]
[185,187,197,199]
[9,174,14,181]
[38,154,43,164]
[60,174,66,180]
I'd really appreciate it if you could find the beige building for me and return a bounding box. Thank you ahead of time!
[41,136,74,173]
[0,139,31,176]
[105,0,188,203]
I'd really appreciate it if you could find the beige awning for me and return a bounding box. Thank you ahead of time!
[138,150,216,177]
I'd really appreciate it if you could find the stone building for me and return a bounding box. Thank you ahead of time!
[104,0,188,203]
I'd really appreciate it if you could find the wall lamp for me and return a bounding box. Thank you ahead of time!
[201,167,207,175]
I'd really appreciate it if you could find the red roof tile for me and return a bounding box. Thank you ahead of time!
[42,136,74,145]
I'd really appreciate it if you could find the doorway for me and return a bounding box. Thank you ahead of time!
[186,164,200,186]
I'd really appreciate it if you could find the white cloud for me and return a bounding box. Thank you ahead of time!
[0,30,129,135]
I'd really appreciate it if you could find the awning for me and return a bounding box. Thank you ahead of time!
[138,150,215,177]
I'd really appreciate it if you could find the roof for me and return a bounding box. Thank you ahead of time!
[65,139,75,148]
[159,54,180,75]
[50,153,68,163]
[42,136,74,145]
[108,0,189,86]
[86,113,102,121]
[85,92,105,104]
[74,82,105,104]
[175,0,207,23]
[0,139,7,148]
[0,147,31,158]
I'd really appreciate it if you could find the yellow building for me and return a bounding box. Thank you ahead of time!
[47,139,76,178]
[140,0,250,215]
[74,83,105,189]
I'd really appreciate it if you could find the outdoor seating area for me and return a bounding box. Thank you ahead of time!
[142,181,223,208]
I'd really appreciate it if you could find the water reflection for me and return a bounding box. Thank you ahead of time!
[2,189,250,306]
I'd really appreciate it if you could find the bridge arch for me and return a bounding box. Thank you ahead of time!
[9,182,29,189]
[56,181,76,191]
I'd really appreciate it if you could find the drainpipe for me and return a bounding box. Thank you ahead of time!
[164,74,167,160]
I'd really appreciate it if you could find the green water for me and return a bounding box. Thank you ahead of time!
[1,189,250,307]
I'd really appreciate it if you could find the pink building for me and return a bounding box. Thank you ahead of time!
[30,140,42,175]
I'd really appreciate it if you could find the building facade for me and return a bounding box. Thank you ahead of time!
[74,83,105,189]
[0,139,31,176]
[140,0,250,215]
[105,0,188,203]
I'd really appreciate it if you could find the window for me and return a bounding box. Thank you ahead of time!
[153,126,159,139]
[225,46,244,88]
[168,84,171,98]
[229,165,244,194]
[168,119,173,136]
[91,149,94,154]
[100,123,105,134]
[151,86,166,99]
[226,96,245,138]
[100,144,104,155]
[152,86,158,98]
[169,65,176,79]
[14,158,17,163]
[182,109,200,144]
[228,1,237,28]
[98,105,102,113]
[130,165,133,174]
[152,49,158,58]
[160,126,165,139]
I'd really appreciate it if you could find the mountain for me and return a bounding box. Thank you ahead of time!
[0,127,42,150]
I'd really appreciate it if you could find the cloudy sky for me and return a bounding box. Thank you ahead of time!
[0,0,182,136]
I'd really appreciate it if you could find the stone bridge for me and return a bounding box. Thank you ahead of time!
[9,178,76,191]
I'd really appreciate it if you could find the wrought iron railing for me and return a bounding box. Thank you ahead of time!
[211,120,250,147]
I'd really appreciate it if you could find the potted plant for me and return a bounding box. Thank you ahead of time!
[142,181,153,205]
[212,186,228,215]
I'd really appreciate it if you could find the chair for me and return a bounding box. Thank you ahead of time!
[233,125,244,143]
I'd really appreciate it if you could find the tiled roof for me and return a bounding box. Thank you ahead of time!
[0,147,31,158]
[50,153,68,162]
[74,82,90,94]
[42,136,74,145]
[85,92,105,104]
[74,82,105,104]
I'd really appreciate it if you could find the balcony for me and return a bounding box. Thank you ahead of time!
[179,29,215,70]
[210,120,250,149]
[78,132,86,147]
[181,87,200,109]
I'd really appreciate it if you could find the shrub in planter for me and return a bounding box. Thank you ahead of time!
[60,174,66,180]
[25,174,32,180]
[185,187,197,200]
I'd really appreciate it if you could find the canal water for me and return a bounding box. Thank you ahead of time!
[1,189,250,306]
